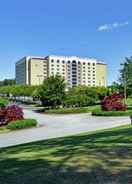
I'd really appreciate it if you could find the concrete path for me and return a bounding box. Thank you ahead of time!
[0,108,130,148]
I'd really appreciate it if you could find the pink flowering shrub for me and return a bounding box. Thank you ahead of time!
[5,105,24,123]
[101,93,127,111]
[0,105,24,126]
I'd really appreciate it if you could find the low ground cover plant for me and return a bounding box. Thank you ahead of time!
[7,119,37,130]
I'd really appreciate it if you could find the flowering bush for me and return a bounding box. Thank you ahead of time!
[5,105,24,123]
[101,93,127,111]
[0,105,24,126]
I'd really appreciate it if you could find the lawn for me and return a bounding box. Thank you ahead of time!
[0,125,132,183]
[0,126,132,184]
[45,105,100,114]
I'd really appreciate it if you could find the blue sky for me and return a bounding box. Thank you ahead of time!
[0,0,132,84]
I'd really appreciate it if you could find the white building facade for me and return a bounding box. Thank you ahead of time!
[16,55,107,87]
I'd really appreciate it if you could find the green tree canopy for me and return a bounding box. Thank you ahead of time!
[38,75,66,107]
[119,56,132,96]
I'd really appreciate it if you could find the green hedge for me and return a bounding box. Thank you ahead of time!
[45,106,99,114]
[92,109,132,116]
[7,119,37,130]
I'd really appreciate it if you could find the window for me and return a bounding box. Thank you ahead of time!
[78,61,81,64]
[68,60,70,64]
[83,62,85,65]
[62,60,65,64]
[88,63,90,65]
[57,60,60,63]
[51,59,54,63]
[93,63,95,66]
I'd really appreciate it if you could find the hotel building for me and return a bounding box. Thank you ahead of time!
[16,55,107,87]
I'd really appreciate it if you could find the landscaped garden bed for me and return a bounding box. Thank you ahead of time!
[92,93,132,116]
[45,105,99,114]
[92,108,132,116]
[0,98,37,132]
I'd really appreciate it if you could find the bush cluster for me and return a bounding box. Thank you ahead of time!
[101,93,127,111]
[7,119,37,130]
[0,104,24,126]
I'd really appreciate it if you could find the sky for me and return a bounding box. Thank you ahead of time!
[0,0,132,84]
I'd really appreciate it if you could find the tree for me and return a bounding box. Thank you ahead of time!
[0,79,15,87]
[119,57,132,97]
[64,86,99,107]
[38,75,66,108]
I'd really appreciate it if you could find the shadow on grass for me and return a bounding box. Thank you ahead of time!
[0,126,132,184]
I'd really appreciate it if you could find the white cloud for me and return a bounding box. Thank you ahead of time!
[98,21,129,32]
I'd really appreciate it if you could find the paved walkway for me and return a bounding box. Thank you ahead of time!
[0,108,130,148]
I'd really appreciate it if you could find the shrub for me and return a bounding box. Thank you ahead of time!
[101,93,127,111]
[7,119,37,130]
[0,105,24,126]
[5,105,24,123]
[0,108,7,126]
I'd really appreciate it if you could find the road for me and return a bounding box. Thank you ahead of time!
[0,108,130,148]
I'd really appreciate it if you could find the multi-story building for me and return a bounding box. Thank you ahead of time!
[16,55,107,87]
[16,56,48,85]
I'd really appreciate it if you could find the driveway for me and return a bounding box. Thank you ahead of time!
[0,108,130,148]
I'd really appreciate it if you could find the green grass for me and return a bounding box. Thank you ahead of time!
[45,105,100,114]
[126,98,132,106]
[0,125,132,184]
[0,126,9,134]
[0,97,9,107]
[92,108,132,116]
